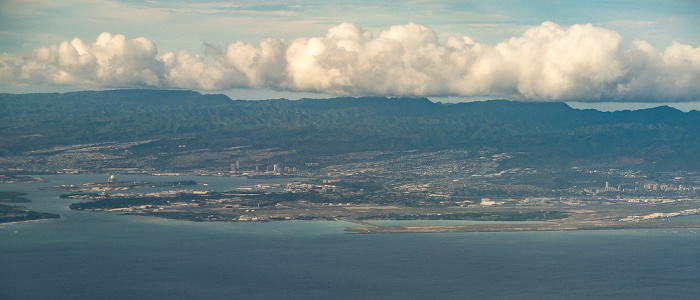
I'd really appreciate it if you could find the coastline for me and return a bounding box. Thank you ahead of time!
[345,220,700,233]
[0,217,58,226]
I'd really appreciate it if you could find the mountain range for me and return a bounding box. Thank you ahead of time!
[1,89,699,171]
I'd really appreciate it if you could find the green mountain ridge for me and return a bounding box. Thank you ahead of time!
[1,89,699,171]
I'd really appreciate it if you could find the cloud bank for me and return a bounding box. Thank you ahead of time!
[2,22,699,101]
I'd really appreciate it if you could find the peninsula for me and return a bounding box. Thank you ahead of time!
[0,203,60,224]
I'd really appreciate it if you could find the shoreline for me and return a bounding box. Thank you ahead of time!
[344,220,700,233]
[0,217,58,226]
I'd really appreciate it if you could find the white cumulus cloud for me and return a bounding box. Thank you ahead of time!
[497,22,627,100]
[3,32,163,88]
[1,22,699,102]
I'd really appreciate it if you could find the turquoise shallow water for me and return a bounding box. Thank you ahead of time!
[3,175,700,299]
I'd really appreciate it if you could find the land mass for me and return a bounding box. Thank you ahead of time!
[0,203,60,224]
[3,89,700,231]
[0,175,44,184]
[0,191,31,203]
[344,220,700,233]
[2,89,700,174]
[44,180,197,193]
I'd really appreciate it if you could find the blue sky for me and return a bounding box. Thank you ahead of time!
[2,0,697,53]
[1,0,699,104]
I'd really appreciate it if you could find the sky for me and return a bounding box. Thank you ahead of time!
[1,0,699,105]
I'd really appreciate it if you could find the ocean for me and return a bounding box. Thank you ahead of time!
[2,175,700,299]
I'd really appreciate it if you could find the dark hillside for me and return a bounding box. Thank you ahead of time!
[1,89,698,170]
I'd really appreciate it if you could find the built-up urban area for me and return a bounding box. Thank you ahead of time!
[9,139,700,231]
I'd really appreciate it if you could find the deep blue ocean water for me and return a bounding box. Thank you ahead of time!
[3,175,700,299]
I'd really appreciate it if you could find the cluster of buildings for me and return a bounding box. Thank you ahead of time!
[642,183,694,192]
[229,160,296,175]
[587,181,699,195]
[620,208,700,222]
